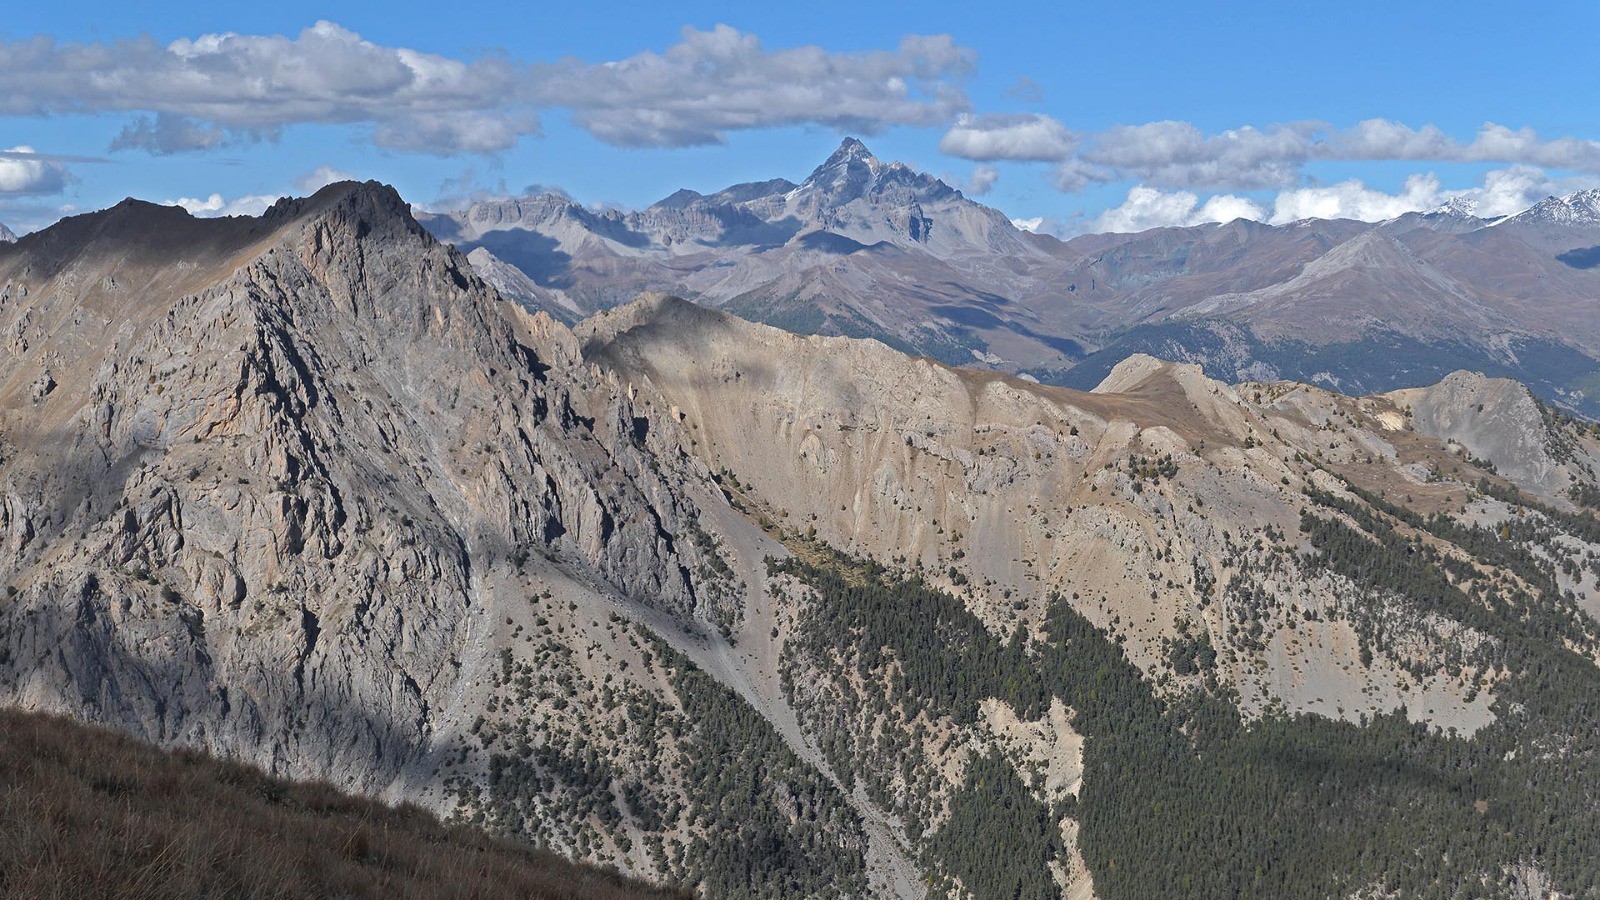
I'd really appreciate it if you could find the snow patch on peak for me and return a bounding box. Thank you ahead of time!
[827,136,876,164]
[1509,188,1600,227]
[1429,196,1479,218]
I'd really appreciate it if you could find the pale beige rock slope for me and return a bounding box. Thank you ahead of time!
[582,295,1600,732]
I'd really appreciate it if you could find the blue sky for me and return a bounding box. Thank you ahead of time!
[3,0,1598,234]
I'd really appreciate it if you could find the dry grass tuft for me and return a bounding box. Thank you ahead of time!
[0,708,692,899]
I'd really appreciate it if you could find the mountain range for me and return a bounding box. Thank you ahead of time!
[420,139,1600,419]
[4,182,1600,898]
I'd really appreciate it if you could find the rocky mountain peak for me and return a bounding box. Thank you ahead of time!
[1429,196,1480,218]
[1509,188,1600,227]
[652,188,705,209]
[822,136,876,166]
[0,221,15,243]
[796,137,953,209]
[799,137,886,196]
[261,180,426,239]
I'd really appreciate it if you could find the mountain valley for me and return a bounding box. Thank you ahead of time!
[3,183,1600,898]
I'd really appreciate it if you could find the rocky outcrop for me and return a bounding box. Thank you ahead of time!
[1388,371,1600,499]
[583,297,1600,732]
[0,184,733,793]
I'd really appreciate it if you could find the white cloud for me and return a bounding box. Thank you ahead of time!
[942,115,1600,193]
[939,113,1076,161]
[1268,166,1600,224]
[110,114,239,155]
[1084,166,1600,235]
[1051,158,1113,193]
[1010,216,1044,232]
[1269,173,1445,223]
[4,23,519,154]
[540,27,973,148]
[1458,123,1600,170]
[965,164,998,195]
[295,165,357,193]
[1197,193,1268,225]
[1092,185,1266,233]
[1094,186,1206,233]
[161,164,368,218]
[372,110,538,155]
[164,192,283,218]
[1,23,974,155]
[1469,165,1563,218]
[1085,121,1321,190]
[0,146,73,194]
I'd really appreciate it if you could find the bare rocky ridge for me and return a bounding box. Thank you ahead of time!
[580,295,1600,733]
[4,185,1600,898]
[0,182,732,789]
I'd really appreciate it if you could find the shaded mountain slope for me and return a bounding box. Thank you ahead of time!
[0,707,687,900]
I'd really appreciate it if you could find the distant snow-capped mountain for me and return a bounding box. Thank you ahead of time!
[418,141,1600,419]
[1430,196,1480,218]
[1507,188,1600,227]
[0,221,16,243]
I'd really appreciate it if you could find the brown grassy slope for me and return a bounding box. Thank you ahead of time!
[0,708,691,900]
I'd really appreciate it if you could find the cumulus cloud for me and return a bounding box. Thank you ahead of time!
[538,27,972,148]
[0,146,74,194]
[1269,166,1598,223]
[161,164,374,218]
[939,113,1075,161]
[1268,173,1445,223]
[1,22,972,155]
[110,113,243,154]
[164,192,283,218]
[3,23,521,154]
[295,165,357,193]
[1087,121,1322,190]
[1469,165,1566,218]
[1093,185,1266,233]
[372,110,538,155]
[1050,158,1113,193]
[965,164,998,196]
[942,115,1600,193]
[1198,193,1270,225]
[1085,165,1600,234]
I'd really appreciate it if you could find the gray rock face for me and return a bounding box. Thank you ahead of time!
[1389,371,1600,499]
[0,182,732,792]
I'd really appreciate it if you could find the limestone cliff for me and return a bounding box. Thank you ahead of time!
[0,185,732,791]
